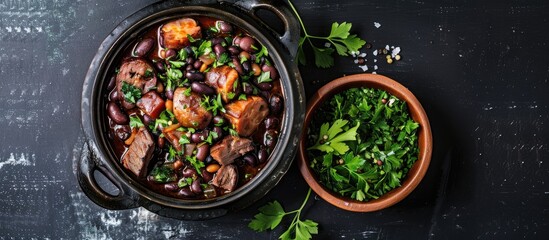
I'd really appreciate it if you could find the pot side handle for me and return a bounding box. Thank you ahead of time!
[233,0,301,57]
[77,141,140,210]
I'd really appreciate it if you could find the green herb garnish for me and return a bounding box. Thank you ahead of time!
[186,155,205,176]
[150,165,176,183]
[129,116,144,129]
[287,0,366,68]
[256,71,272,84]
[248,188,318,240]
[121,82,142,104]
[307,88,419,201]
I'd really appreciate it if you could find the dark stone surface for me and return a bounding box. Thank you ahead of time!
[0,0,547,239]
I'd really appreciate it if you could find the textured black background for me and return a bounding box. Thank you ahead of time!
[0,0,548,239]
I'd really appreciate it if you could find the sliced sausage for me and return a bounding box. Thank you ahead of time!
[212,164,238,192]
[122,127,155,177]
[116,58,157,109]
[224,96,269,137]
[172,87,212,129]
[136,91,165,119]
[205,66,239,103]
[161,18,202,49]
[210,135,254,165]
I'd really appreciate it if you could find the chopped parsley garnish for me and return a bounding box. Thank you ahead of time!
[201,94,226,116]
[307,87,419,201]
[121,82,142,104]
[186,155,205,176]
[150,165,176,183]
[256,71,272,83]
[129,115,144,129]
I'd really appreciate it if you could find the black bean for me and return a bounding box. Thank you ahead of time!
[213,44,226,57]
[196,144,210,161]
[232,58,244,75]
[239,36,257,53]
[204,155,215,165]
[109,90,119,101]
[165,89,174,100]
[134,38,154,57]
[264,117,280,130]
[193,60,203,70]
[201,169,213,182]
[191,130,209,143]
[242,61,251,73]
[107,102,129,125]
[212,115,225,126]
[164,183,179,192]
[157,137,165,149]
[216,21,233,33]
[155,61,166,73]
[142,114,153,126]
[242,82,253,95]
[211,37,224,46]
[228,46,240,56]
[191,82,215,95]
[114,124,131,141]
[185,64,194,71]
[165,48,176,59]
[186,57,195,65]
[178,187,195,197]
[260,90,270,100]
[107,76,116,91]
[186,71,205,81]
[257,146,269,164]
[212,126,223,142]
[233,36,241,46]
[261,64,279,80]
[182,167,197,178]
[256,82,273,91]
[264,130,278,148]
[184,46,194,58]
[191,179,202,194]
[269,94,283,115]
[243,153,257,166]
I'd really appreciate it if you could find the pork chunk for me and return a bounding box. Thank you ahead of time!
[136,91,165,119]
[122,127,155,177]
[224,96,269,137]
[161,18,202,49]
[212,164,238,192]
[116,58,157,109]
[205,66,239,103]
[172,87,212,129]
[210,135,254,165]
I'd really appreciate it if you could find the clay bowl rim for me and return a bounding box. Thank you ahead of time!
[298,73,433,212]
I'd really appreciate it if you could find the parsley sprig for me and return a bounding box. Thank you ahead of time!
[121,82,142,104]
[249,188,318,240]
[287,0,366,68]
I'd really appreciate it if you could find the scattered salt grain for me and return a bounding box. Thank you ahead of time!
[359,52,367,57]
[374,65,378,70]
[324,42,331,48]
[385,45,390,50]
[374,22,381,28]
[373,50,378,56]
[359,65,369,72]
[391,47,401,58]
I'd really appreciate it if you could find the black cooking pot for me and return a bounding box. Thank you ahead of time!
[79,0,304,220]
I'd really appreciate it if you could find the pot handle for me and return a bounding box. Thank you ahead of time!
[77,141,140,210]
[233,0,301,57]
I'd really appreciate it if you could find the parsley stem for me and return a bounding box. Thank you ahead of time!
[287,0,309,37]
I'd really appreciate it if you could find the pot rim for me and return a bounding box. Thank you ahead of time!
[80,0,304,213]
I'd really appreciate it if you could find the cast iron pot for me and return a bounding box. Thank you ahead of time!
[79,0,305,220]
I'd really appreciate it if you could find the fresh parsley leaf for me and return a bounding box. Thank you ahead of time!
[129,116,144,129]
[238,94,247,100]
[178,177,193,188]
[150,165,176,183]
[308,119,359,155]
[186,155,205,176]
[256,71,272,83]
[187,34,196,43]
[121,82,142,104]
[249,189,318,240]
[170,60,186,68]
[197,40,212,56]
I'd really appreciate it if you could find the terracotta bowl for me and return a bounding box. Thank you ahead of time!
[298,73,432,212]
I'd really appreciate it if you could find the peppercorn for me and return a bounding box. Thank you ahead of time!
[365,43,372,49]
[357,57,365,65]
[377,160,383,166]
[387,58,393,64]
[381,98,387,104]
[395,54,401,61]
